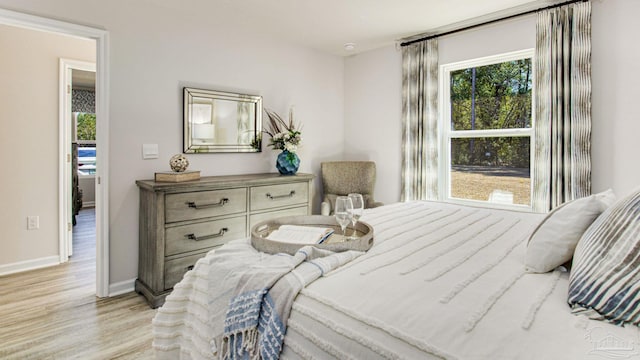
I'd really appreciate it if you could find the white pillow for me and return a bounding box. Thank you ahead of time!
[524,189,615,273]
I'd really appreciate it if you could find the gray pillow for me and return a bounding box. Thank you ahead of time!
[568,187,640,326]
[524,189,615,273]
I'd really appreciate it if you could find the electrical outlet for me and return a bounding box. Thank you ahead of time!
[27,216,39,230]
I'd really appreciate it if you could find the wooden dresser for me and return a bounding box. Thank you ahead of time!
[135,173,314,308]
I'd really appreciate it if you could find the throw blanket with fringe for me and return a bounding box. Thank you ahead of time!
[220,246,359,360]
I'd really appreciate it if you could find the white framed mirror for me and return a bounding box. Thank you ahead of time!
[183,87,262,153]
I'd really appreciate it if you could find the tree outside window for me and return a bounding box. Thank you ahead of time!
[76,113,96,141]
[442,50,533,208]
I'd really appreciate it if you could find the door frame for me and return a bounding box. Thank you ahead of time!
[60,58,96,260]
[0,8,111,297]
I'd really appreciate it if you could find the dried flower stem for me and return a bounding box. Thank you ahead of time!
[263,108,302,153]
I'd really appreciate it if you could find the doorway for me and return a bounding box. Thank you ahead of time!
[62,62,96,261]
[0,8,110,297]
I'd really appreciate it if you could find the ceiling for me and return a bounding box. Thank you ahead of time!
[146,0,563,56]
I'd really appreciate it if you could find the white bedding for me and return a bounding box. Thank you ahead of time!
[154,201,640,360]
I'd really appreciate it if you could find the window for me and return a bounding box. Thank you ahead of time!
[75,112,96,143]
[440,49,534,209]
[74,112,96,176]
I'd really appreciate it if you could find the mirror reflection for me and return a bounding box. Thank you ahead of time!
[183,87,262,153]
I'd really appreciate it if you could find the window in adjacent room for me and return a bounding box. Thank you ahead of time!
[75,112,96,176]
[440,49,533,209]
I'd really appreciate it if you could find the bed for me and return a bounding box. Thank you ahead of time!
[153,196,640,360]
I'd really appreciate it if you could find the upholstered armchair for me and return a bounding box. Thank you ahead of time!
[320,161,384,215]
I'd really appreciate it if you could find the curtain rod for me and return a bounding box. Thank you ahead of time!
[400,0,589,47]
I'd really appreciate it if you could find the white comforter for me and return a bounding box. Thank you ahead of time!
[154,201,640,360]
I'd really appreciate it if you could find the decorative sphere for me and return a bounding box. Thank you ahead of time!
[169,154,189,172]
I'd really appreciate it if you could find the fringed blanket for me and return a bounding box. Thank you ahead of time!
[220,246,359,360]
[153,238,361,360]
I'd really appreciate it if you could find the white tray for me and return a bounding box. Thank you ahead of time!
[251,215,374,255]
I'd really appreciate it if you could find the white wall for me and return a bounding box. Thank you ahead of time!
[0,24,95,268]
[591,0,640,197]
[345,0,640,205]
[0,0,344,285]
[438,16,535,64]
[79,177,95,206]
[344,46,402,205]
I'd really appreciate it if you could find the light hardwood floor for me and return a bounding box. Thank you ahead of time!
[0,209,157,359]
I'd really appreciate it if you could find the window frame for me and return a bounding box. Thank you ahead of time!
[438,49,535,211]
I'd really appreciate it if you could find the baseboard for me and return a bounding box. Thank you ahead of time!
[0,256,60,276]
[109,278,136,296]
[81,201,95,208]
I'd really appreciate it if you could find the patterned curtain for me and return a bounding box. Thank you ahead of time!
[72,89,96,113]
[401,39,438,201]
[533,2,592,212]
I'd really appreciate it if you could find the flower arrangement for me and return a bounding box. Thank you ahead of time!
[263,108,302,153]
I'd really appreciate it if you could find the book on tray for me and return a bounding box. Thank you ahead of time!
[266,225,334,244]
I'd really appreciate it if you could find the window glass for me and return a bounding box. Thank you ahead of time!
[450,59,532,131]
[77,113,96,141]
[450,137,530,206]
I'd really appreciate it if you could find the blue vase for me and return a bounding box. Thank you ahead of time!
[276,150,300,175]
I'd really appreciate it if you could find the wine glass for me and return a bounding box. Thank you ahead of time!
[347,193,364,239]
[334,196,353,239]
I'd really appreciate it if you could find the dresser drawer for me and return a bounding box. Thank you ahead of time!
[137,173,314,307]
[165,188,247,223]
[250,182,308,211]
[165,216,246,257]
[164,253,207,290]
[249,206,309,231]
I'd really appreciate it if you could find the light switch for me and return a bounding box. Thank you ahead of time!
[27,216,39,230]
[142,144,159,159]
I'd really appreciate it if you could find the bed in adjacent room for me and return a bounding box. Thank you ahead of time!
[152,191,640,360]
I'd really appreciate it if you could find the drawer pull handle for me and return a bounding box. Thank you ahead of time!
[266,190,295,200]
[186,265,195,271]
[185,228,228,241]
[186,198,229,209]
